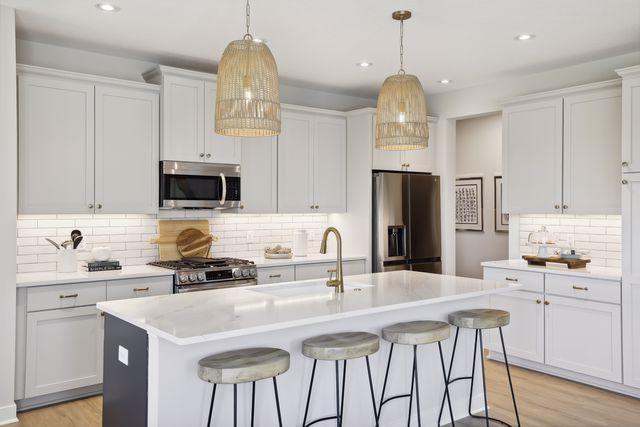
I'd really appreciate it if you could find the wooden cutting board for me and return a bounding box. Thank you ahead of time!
[522,255,591,269]
[176,228,213,258]
[151,220,215,261]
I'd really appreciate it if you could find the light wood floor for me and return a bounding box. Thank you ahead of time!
[9,357,640,426]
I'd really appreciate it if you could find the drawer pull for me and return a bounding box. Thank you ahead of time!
[572,285,589,291]
[133,287,150,292]
[327,269,337,274]
[268,274,282,278]
[59,293,79,299]
[536,299,542,304]
[505,277,519,282]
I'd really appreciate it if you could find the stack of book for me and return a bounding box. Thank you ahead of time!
[82,260,122,272]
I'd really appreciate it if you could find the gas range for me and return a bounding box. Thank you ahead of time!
[149,257,258,293]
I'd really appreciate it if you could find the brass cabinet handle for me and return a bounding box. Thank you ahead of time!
[505,277,519,282]
[406,163,410,167]
[268,274,282,278]
[327,269,337,273]
[239,205,245,209]
[59,293,79,299]
[97,204,102,209]
[310,205,314,209]
[622,161,629,167]
[554,204,561,209]
[88,203,94,209]
[563,204,569,209]
[314,205,319,209]
[572,285,589,291]
[133,287,150,292]
[622,179,628,185]
[536,299,542,304]
[544,300,550,305]
[100,312,105,317]
[199,153,205,158]
[206,153,211,158]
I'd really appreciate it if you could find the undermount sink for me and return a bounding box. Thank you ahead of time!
[251,280,373,298]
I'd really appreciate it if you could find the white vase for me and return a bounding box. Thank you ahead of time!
[57,248,78,273]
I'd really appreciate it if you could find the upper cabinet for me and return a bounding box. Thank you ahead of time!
[278,108,346,213]
[503,81,622,214]
[144,66,240,165]
[372,117,438,172]
[240,136,278,213]
[618,66,640,174]
[18,66,159,214]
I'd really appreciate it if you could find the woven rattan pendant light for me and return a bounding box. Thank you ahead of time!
[215,0,281,137]
[375,10,428,150]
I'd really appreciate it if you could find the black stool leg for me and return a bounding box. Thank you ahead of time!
[438,341,455,427]
[499,327,521,427]
[478,331,490,427]
[302,360,317,426]
[413,345,422,427]
[438,327,460,425]
[340,360,347,421]
[407,346,416,427]
[250,381,255,427]
[377,343,394,422]
[468,330,479,417]
[233,384,238,427]
[365,355,379,426]
[273,377,283,427]
[335,361,341,427]
[207,383,217,427]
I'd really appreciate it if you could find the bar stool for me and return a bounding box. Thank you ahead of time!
[438,309,520,427]
[197,347,290,427]
[301,331,380,427]
[377,320,455,426]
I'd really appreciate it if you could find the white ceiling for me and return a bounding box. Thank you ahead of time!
[4,0,640,98]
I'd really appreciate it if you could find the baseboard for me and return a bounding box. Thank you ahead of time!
[0,403,18,426]
[16,384,102,412]
[488,351,640,399]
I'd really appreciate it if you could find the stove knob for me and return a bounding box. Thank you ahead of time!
[179,273,188,283]
[250,268,257,278]
[189,273,197,282]
[233,269,242,278]
[242,268,250,278]
[197,272,206,282]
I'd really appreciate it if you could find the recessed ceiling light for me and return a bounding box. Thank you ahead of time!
[95,3,120,12]
[438,79,452,85]
[357,61,373,68]
[515,33,535,41]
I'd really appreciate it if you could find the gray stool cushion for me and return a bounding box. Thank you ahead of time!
[302,332,380,360]
[198,347,290,384]
[448,309,510,330]
[382,320,450,345]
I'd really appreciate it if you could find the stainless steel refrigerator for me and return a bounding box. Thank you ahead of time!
[372,172,442,273]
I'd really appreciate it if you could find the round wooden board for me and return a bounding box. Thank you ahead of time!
[176,228,213,258]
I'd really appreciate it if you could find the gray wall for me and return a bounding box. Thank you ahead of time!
[455,113,507,279]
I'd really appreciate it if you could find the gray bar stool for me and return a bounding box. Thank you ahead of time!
[437,309,520,427]
[377,320,454,426]
[198,347,290,427]
[301,331,380,427]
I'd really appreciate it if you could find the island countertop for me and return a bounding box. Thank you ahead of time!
[97,270,520,346]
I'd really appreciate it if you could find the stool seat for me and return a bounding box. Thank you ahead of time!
[302,331,379,360]
[448,309,510,330]
[198,347,290,384]
[382,320,450,345]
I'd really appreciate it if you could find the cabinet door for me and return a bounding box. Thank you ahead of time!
[545,295,621,382]
[18,74,95,214]
[241,136,278,213]
[489,291,544,363]
[161,74,204,162]
[402,120,437,173]
[622,76,640,173]
[622,173,640,387]
[25,306,102,397]
[94,85,159,214]
[204,81,241,164]
[278,111,314,213]
[371,113,403,170]
[503,99,563,213]
[563,88,622,214]
[314,116,347,213]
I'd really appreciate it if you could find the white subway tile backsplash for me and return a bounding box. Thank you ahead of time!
[16,212,328,272]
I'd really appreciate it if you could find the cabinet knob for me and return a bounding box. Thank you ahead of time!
[563,204,568,210]
[554,204,560,210]
[88,203,94,209]
[622,179,628,185]
[239,205,245,209]
[314,205,319,209]
[97,204,102,209]
[406,163,410,167]
[199,153,205,158]
[206,153,211,158]
[544,300,550,305]
[310,205,314,209]
[622,161,629,167]
[536,299,542,304]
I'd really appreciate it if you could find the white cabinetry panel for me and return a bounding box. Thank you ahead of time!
[314,116,346,213]
[257,266,295,284]
[204,81,241,164]
[295,260,365,281]
[372,119,437,173]
[241,136,278,213]
[621,74,640,173]
[278,111,315,213]
[106,277,173,301]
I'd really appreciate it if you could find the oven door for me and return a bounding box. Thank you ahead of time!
[160,161,241,209]
[175,279,257,293]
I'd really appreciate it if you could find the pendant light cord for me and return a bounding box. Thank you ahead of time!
[398,18,405,74]
[244,0,252,40]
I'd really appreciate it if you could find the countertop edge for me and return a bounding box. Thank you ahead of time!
[481,260,622,281]
[16,268,175,288]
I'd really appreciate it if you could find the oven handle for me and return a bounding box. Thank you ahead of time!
[220,172,227,206]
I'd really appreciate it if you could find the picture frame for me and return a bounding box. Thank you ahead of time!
[494,175,509,232]
[455,176,483,231]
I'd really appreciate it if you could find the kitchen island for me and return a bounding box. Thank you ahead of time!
[97,270,520,426]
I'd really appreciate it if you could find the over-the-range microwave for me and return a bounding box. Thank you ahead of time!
[159,161,241,209]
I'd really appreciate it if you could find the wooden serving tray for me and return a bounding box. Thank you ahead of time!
[522,255,591,269]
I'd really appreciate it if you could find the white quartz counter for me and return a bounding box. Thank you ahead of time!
[482,259,622,281]
[249,253,366,267]
[97,270,520,346]
[16,265,174,288]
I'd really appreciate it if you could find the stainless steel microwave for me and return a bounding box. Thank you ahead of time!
[159,161,241,209]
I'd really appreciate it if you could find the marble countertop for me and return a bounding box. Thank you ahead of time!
[16,265,174,288]
[482,259,622,281]
[97,270,520,345]
[249,253,366,267]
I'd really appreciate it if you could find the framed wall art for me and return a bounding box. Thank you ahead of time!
[494,175,509,232]
[455,176,483,231]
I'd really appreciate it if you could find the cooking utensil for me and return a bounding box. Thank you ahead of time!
[60,240,72,249]
[71,230,82,249]
[176,228,213,258]
[45,238,60,250]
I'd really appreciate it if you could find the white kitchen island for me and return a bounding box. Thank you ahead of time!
[97,271,520,427]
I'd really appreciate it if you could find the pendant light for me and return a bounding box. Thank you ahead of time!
[215,0,281,137]
[375,10,428,150]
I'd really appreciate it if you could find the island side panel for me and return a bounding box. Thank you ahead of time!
[103,314,149,427]
[149,296,490,426]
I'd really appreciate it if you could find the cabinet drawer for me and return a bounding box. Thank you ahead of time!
[27,281,107,312]
[545,274,621,304]
[483,268,544,293]
[295,260,366,281]
[107,276,173,301]
[257,266,295,285]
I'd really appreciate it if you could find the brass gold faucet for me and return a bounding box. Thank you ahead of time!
[320,227,344,293]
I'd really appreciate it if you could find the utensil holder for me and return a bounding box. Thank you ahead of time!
[57,248,78,273]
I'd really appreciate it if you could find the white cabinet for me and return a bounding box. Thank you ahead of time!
[489,291,544,363]
[18,73,95,214]
[25,306,102,398]
[257,265,295,285]
[18,66,159,214]
[618,66,640,173]
[106,276,173,301]
[503,82,622,214]
[294,259,366,281]
[372,118,437,172]
[278,109,346,213]
[562,88,621,214]
[545,295,622,382]
[204,81,241,164]
[94,85,159,214]
[241,136,278,213]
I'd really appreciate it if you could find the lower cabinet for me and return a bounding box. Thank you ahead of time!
[25,306,103,398]
[294,260,366,281]
[545,295,622,382]
[257,265,295,285]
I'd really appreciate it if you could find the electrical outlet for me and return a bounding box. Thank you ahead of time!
[118,345,129,366]
[246,231,255,244]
